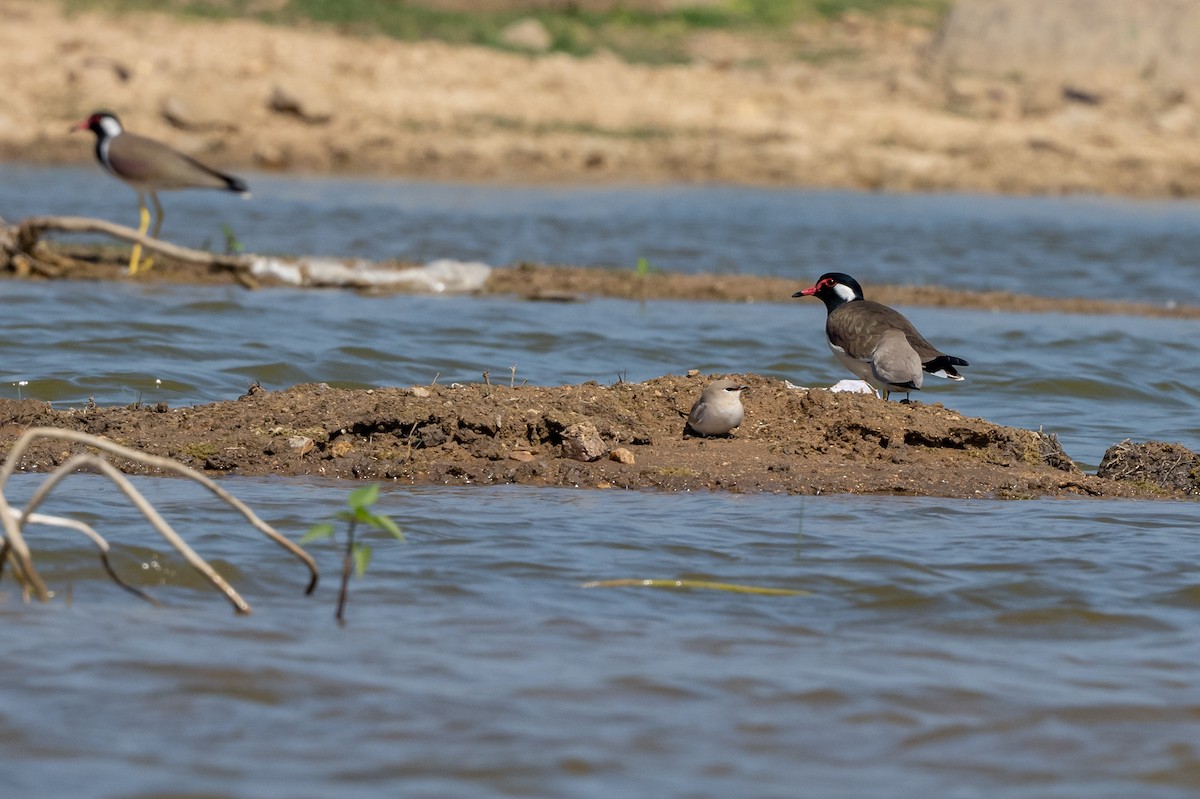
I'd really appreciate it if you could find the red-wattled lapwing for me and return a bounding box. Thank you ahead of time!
[71,110,249,275]
[793,272,968,401]
[685,379,749,437]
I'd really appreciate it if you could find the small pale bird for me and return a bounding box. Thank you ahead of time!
[793,272,968,401]
[685,379,749,437]
[71,110,249,275]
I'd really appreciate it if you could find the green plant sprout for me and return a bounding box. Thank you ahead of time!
[221,223,245,254]
[301,483,403,625]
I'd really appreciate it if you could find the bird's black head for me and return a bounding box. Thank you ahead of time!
[792,272,865,313]
[70,110,123,138]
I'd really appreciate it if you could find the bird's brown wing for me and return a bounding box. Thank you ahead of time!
[834,300,967,378]
[826,300,912,360]
[108,133,240,191]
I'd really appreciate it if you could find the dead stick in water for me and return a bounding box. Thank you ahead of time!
[15,215,250,272]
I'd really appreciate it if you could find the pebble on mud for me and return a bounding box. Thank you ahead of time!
[561,421,606,462]
[609,447,636,465]
[499,18,552,52]
[268,83,334,124]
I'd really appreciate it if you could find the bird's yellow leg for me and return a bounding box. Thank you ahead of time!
[137,192,164,273]
[149,192,164,239]
[128,199,151,275]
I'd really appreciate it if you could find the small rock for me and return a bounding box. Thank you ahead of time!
[509,449,535,462]
[268,83,334,124]
[410,385,432,398]
[288,435,314,456]
[499,18,553,52]
[887,69,939,105]
[253,142,290,169]
[160,95,240,132]
[609,447,635,465]
[1155,103,1197,136]
[68,57,130,97]
[329,439,354,458]
[561,421,605,462]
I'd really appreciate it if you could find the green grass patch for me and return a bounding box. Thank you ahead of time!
[63,0,952,63]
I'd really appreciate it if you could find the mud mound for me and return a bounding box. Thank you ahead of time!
[1097,439,1200,495]
[0,375,1173,498]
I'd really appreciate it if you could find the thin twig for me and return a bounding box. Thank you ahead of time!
[0,428,320,610]
[17,453,252,613]
[404,421,420,464]
[336,519,358,627]
[9,507,160,606]
[15,215,250,272]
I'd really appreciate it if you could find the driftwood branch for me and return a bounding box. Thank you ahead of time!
[7,507,159,606]
[21,453,253,613]
[14,215,250,271]
[5,215,258,287]
[0,427,320,613]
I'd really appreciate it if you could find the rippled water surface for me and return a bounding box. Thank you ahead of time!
[4,477,1200,798]
[3,165,1200,796]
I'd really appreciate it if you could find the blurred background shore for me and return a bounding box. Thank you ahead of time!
[1,0,1198,196]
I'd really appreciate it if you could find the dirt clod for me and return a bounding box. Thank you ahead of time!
[1097,439,1200,495]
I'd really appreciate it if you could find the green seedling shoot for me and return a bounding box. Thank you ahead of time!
[301,483,403,625]
[221,223,245,254]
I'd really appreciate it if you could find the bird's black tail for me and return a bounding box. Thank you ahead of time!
[923,355,968,380]
[225,174,250,195]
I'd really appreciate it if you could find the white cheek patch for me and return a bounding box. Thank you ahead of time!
[98,116,123,137]
[832,283,857,303]
[98,137,113,173]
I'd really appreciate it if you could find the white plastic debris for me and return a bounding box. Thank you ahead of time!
[829,379,876,395]
[786,378,877,396]
[248,256,491,292]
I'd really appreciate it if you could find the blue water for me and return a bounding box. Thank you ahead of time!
[2,165,1200,797]
[4,163,1200,302]
[3,478,1200,798]
[1,279,1197,468]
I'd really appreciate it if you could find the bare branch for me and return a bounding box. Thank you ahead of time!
[15,215,250,272]
[0,427,322,612]
[18,453,252,614]
[11,508,160,606]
